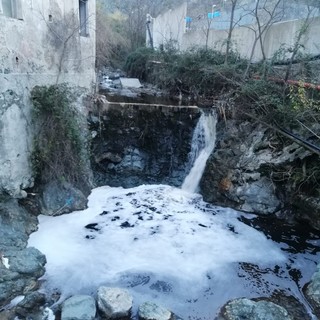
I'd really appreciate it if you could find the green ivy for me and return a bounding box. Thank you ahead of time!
[31,85,86,187]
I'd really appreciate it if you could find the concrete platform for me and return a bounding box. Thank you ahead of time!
[120,78,142,89]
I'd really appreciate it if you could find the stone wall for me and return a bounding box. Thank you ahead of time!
[0,0,96,197]
[89,100,200,188]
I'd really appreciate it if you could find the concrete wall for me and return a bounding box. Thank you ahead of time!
[151,3,187,50]
[0,0,96,197]
[152,3,320,61]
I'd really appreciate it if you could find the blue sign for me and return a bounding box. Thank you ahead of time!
[208,11,221,19]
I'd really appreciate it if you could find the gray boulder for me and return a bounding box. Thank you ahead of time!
[41,181,88,216]
[97,287,132,319]
[220,298,292,320]
[0,247,46,306]
[61,295,96,320]
[0,199,46,307]
[15,291,46,317]
[0,199,38,250]
[138,302,172,320]
[305,264,320,317]
[235,177,280,214]
[293,195,320,230]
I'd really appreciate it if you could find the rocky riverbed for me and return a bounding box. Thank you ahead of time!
[1,95,320,319]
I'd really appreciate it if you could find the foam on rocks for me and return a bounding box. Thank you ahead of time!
[138,302,172,320]
[97,287,133,319]
[222,298,292,320]
[61,295,96,320]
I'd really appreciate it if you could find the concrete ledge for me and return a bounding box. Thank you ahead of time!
[99,98,200,114]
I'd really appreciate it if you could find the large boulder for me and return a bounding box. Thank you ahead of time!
[61,295,96,320]
[40,181,88,216]
[97,287,133,319]
[305,264,320,317]
[220,298,292,320]
[138,302,172,320]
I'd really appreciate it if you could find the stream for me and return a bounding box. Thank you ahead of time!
[28,111,320,319]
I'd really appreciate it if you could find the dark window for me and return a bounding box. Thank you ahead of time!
[79,0,88,37]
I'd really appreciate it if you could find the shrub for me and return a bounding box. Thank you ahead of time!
[124,47,155,80]
[31,85,88,188]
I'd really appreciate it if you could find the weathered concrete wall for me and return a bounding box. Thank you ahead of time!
[0,0,96,197]
[153,5,320,62]
[151,3,187,50]
[182,17,320,61]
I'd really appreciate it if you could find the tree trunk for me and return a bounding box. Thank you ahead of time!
[225,1,237,65]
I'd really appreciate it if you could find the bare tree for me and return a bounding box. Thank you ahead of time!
[243,0,283,78]
[225,0,238,64]
[284,5,316,81]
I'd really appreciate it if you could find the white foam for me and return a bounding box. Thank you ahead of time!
[28,184,285,305]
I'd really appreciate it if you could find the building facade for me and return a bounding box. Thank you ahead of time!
[0,0,96,197]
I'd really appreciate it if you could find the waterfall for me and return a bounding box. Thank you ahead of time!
[181,110,217,193]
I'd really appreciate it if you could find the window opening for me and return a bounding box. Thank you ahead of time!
[0,0,23,19]
[79,0,88,37]
[2,0,13,17]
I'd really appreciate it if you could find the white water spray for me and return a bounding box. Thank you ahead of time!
[182,111,217,193]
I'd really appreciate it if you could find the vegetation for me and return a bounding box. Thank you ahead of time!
[125,46,246,98]
[96,0,186,65]
[96,8,130,68]
[124,44,320,194]
[31,85,88,189]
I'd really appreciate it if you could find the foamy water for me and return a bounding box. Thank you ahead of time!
[27,111,320,318]
[28,184,289,317]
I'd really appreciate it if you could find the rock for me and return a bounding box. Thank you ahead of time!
[305,264,320,317]
[0,247,46,306]
[117,147,146,172]
[0,199,46,308]
[220,298,292,320]
[200,120,311,215]
[235,177,280,214]
[41,181,88,216]
[0,199,38,250]
[293,195,320,230]
[15,291,46,317]
[138,302,172,320]
[7,247,46,277]
[97,287,132,319]
[95,152,122,164]
[61,295,96,320]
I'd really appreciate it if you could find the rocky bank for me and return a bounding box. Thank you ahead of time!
[200,117,320,227]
